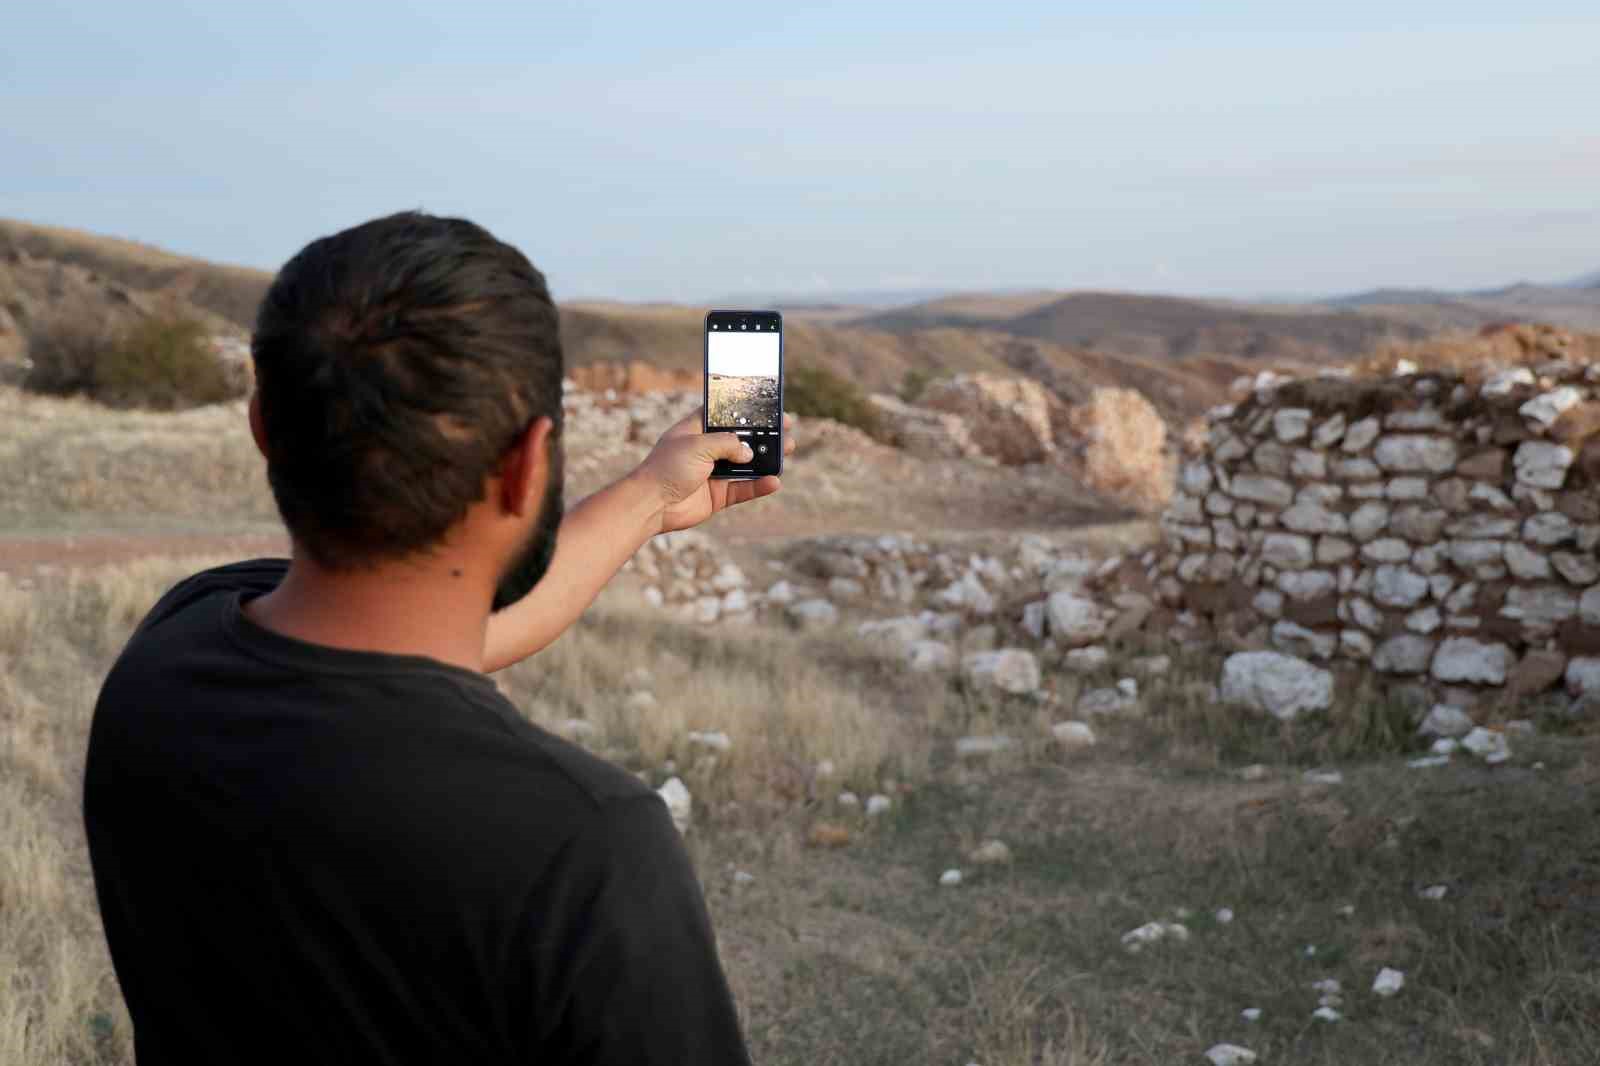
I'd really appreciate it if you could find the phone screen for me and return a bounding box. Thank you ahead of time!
[704,310,783,479]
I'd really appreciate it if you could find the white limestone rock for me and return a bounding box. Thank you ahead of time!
[1582,586,1600,626]
[1121,920,1190,952]
[905,640,955,671]
[1313,412,1347,448]
[1342,416,1381,453]
[1204,1045,1258,1066]
[1078,687,1138,716]
[1481,366,1535,396]
[1373,634,1435,675]
[787,598,838,630]
[1220,651,1334,720]
[1063,645,1110,673]
[1501,585,1577,625]
[1461,727,1511,764]
[1045,591,1109,647]
[1373,565,1429,608]
[1523,512,1575,546]
[1418,704,1474,738]
[1021,600,1048,639]
[954,735,1016,757]
[1273,407,1312,442]
[1374,434,1457,473]
[658,776,692,834]
[1260,532,1314,569]
[1372,967,1406,998]
[962,649,1041,695]
[1519,386,1582,428]
[1504,542,1553,580]
[1513,441,1574,489]
[1564,656,1600,696]
[1278,570,1337,602]
[1431,637,1514,684]
[1230,474,1295,509]
[1051,720,1097,748]
[1349,501,1390,542]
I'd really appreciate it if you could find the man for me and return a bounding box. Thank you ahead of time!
[82,211,793,1064]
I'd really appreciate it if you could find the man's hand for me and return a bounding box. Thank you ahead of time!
[631,409,797,535]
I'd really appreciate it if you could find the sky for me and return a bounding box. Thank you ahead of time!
[707,330,781,378]
[4,1,1599,303]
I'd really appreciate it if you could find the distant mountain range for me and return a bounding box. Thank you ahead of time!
[1328,269,1600,332]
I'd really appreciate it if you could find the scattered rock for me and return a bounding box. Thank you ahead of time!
[865,794,892,817]
[962,648,1042,695]
[1078,687,1137,715]
[1372,967,1405,998]
[657,777,692,834]
[1418,704,1474,738]
[969,840,1012,865]
[938,868,963,886]
[687,730,732,752]
[1045,591,1109,647]
[1204,1044,1258,1066]
[1051,720,1097,748]
[786,598,838,630]
[807,822,852,848]
[954,735,1016,758]
[1063,646,1110,673]
[1303,769,1344,785]
[1120,920,1189,952]
[1418,884,1449,900]
[1240,1008,1262,1022]
[1220,651,1334,720]
[1460,727,1510,764]
[1311,1006,1342,1022]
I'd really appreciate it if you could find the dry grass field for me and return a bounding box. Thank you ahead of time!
[4,381,1600,1064]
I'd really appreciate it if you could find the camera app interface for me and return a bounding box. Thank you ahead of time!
[707,318,781,434]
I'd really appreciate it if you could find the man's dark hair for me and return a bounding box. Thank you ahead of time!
[251,211,563,570]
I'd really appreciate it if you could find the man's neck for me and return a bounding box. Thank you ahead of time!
[243,551,491,674]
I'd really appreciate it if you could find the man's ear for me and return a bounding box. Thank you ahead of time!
[248,391,269,461]
[497,416,553,518]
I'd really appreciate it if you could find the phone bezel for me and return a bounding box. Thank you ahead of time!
[703,309,784,480]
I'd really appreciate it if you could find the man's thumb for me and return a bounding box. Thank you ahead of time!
[709,432,753,462]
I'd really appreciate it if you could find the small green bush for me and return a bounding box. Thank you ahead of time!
[898,365,944,404]
[26,309,238,410]
[784,363,881,438]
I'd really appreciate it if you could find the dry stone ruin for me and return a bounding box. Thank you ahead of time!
[1151,359,1600,719]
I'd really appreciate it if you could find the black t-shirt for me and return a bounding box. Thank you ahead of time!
[82,559,751,1066]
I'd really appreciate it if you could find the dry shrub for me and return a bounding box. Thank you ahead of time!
[1062,387,1173,510]
[783,363,883,439]
[25,305,242,411]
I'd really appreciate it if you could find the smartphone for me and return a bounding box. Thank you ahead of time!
[704,309,784,480]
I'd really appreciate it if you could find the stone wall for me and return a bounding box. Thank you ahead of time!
[1151,361,1600,713]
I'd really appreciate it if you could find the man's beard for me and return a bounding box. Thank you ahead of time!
[491,434,565,612]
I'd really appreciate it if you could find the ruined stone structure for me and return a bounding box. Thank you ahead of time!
[1151,362,1600,711]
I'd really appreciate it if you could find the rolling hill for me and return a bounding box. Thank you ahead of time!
[853,290,1431,364]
